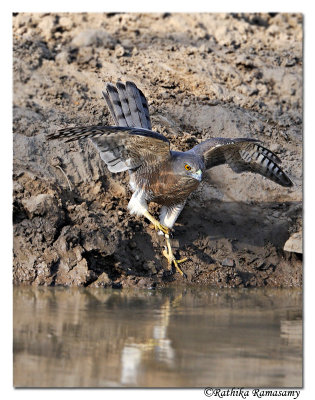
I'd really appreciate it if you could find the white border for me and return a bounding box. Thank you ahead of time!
[3,1,313,399]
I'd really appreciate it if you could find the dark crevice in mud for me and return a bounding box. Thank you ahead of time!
[48,259,61,286]
[49,186,87,243]
[284,251,303,263]
[13,200,27,224]
[236,270,257,288]
[232,13,270,28]
[83,250,122,284]
[52,221,70,244]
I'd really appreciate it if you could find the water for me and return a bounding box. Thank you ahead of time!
[13,287,302,388]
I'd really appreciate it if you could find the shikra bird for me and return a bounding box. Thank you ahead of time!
[47,81,293,277]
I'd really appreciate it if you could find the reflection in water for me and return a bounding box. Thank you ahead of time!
[121,296,175,385]
[13,287,302,387]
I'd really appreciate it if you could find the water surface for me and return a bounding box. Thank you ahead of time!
[13,287,302,387]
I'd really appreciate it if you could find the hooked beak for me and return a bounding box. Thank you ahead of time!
[191,169,203,182]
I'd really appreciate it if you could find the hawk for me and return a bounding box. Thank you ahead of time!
[47,81,293,277]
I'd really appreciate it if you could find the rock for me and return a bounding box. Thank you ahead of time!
[269,143,282,153]
[22,194,58,218]
[284,232,302,254]
[89,272,111,288]
[38,15,56,41]
[58,16,73,31]
[76,47,94,65]
[267,24,280,36]
[74,246,83,262]
[14,14,32,28]
[137,278,150,288]
[114,44,126,57]
[13,181,23,193]
[91,181,102,195]
[82,229,111,253]
[143,260,157,274]
[132,47,139,56]
[221,258,235,267]
[71,29,116,48]
[55,258,90,286]
[55,51,69,64]
[208,263,218,271]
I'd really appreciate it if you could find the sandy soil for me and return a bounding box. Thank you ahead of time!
[13,12,302,288]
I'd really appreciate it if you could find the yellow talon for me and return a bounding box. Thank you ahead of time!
[153,221,169,235]
[144,211,169,234]
[142,211,187,276]
[162,234,188,277]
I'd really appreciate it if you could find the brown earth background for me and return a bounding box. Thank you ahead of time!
[13,12,303,288]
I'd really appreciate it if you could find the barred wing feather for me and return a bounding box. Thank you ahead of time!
[47,126,170,173]
[190,137,292,187]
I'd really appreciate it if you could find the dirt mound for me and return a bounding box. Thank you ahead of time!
[13,13,302,288]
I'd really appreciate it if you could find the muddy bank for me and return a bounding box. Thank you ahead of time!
[13,13,302,288]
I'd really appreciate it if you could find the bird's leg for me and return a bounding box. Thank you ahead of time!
[142,209,187,276]
[143,210,169,235]
[162,233,188,277]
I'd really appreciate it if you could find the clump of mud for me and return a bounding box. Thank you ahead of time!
[13,13,302,288]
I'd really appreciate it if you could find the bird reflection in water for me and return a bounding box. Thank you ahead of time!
[13,287,302,388]
[121,295,179,385]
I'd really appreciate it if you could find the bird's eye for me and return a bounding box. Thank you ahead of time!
[184,164,191,171]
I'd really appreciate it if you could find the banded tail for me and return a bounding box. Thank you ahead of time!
[102,81,152,129]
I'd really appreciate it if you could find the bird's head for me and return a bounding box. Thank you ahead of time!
[172,152,204,182]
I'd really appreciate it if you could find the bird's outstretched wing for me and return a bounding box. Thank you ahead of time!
[47,126,170,173]
[189,137,293,187]
[47,81,169,173]
[102,81,152,129]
